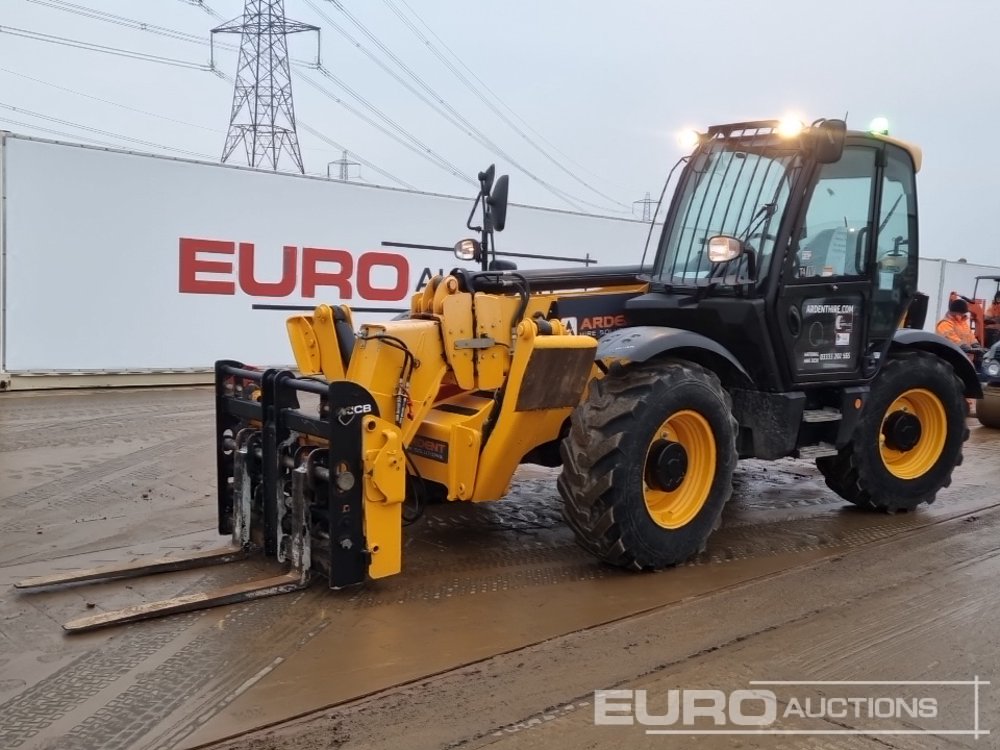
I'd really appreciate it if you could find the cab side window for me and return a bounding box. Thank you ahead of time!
[794,147,877,279]
[868,147,918,343]
[874,151,916,282]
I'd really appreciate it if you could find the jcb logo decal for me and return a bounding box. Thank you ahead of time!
[338,404,373,417]
[337,403,373,424]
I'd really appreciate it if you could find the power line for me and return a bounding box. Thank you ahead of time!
[0,25,212,70]
[0,104,214,157]
[307,0,605,212]
[296,120,414,189]
[394,0,633,195]
[0,115,127,149]
[307,66,473,185]
[5,3,478,191]
[22,0,317,67]
[0,66,363,164]
[24,0,210,45]
[11,1,432,187]
[381,0,631,210]
[179,0,224,21]
[0,66,220,133]
[49,0,469,184]
[12,0,547,201]
[213,69,415,189]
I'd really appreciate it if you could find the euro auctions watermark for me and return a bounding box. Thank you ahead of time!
[594,678,990,738]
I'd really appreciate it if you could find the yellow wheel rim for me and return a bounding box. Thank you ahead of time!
[879,388,947,479]
[643,410,716,529]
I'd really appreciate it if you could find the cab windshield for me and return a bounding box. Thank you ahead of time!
[651,138,800,288]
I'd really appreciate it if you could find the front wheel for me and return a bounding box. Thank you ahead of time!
[817,351,968,512]
[558,360,738,570]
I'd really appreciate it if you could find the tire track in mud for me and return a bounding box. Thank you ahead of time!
[0,450,211,536]
[0,617,195,749]
[0,409,212,454]
[0,433,209,513]
[27,589,326,750]
[0,401,209,435]
[4,507,990,748]
[348,502,985,608]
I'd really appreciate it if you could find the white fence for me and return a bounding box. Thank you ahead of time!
[0,134,647,386]
[918,257,999,326]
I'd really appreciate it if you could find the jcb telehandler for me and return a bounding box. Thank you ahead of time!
[17,118,981,632]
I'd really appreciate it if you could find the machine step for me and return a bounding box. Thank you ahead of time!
[796,442,839,459]
[801,408,842,423]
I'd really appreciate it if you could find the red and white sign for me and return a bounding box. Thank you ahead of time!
[1,134,649,372]
[177,239,409,302]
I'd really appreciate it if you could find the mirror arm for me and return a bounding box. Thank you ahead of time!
[466,191,484,233]
[480,195,494,271]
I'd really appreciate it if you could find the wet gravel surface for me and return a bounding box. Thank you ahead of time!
[0,387,996,750]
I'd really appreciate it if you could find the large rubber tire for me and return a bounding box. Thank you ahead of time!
[816,351,968,512]
[976,388,1000,429]
[558,360,738,570]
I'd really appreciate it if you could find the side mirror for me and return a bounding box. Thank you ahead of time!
[707,235,744,263]
[454,238,481,261]
[809,119,846,164]
[488,174,509,232]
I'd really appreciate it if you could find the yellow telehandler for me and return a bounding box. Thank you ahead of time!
[17,118,981,631]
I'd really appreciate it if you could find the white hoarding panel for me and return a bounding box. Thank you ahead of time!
[3,137,648,371]
[913,258,1000,331]
[0,134,6,378]
[938,261,1000,319]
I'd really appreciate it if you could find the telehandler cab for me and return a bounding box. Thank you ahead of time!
[17,118,981,632]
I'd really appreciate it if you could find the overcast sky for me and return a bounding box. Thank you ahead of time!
[1,0,997,264]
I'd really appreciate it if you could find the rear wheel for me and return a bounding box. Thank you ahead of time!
[816,351,968,512]
[558,360,737,569]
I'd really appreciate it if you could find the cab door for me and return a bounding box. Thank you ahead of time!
[865,144,919,364]
[775,144,880,384]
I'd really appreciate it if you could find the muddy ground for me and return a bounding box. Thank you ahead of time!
[0,387,996,749]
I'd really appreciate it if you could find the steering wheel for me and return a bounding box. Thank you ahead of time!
[746,231,777,245]
[745,232,777,256]
[877,243,907,273]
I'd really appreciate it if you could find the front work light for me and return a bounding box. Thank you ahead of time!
[677,129,702,150]
[869,116,890,135]
[453,238,480,261]
[777,117,805,138]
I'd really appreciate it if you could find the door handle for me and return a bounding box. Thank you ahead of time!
[788,305,801,337]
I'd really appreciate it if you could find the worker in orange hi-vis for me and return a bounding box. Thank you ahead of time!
[936,298,982,361]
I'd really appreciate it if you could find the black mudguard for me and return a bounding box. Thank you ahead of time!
[596,326,751,386]
[891,329,983,399]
